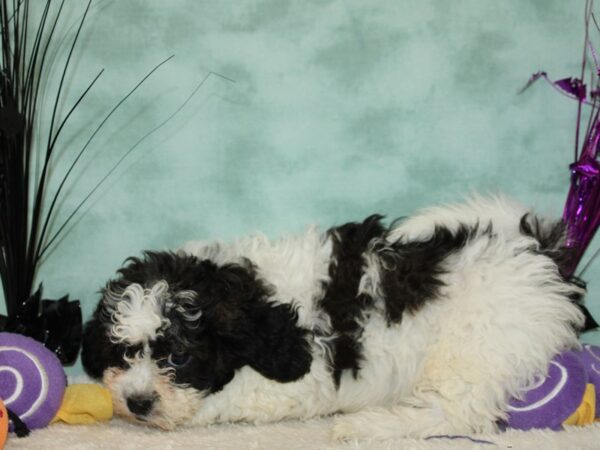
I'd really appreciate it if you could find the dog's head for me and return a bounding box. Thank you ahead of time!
[81,251,312,429]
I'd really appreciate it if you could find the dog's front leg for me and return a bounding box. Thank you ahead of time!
[331,401,454,441]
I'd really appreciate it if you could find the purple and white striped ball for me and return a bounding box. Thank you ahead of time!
[506,351,587,430]
[0,332,66,430]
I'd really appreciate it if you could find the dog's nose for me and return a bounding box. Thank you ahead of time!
[126,395,156,417]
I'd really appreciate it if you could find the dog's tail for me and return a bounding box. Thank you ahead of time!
[520,213,598,332]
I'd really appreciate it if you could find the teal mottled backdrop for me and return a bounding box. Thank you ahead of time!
[6,0,600,375]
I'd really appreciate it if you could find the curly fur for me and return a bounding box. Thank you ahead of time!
[81,196,590,439]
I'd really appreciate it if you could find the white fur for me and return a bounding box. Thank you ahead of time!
[180,226,333,333]
[387,194,528,243]
[105,196,585,440]
[104,354,203,430]
[107,282,170,344]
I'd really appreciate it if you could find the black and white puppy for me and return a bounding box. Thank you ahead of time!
[81,196,591,439]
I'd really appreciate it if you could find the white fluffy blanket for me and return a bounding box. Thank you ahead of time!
[6,418,600,450]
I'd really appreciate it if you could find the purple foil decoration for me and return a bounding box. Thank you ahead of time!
[560,11,600,276]
[563,128,600,275]
[520,73,591,104]
[555,78,587,102]
[524,1,600,277]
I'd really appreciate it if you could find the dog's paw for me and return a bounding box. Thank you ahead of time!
[331,408,391,441]
[331,405,452,441]
[331,416,363,442]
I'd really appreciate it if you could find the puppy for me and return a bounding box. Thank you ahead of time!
[81,196,591,439]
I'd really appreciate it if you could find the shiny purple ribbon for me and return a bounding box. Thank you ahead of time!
[560,34,600,276]
[521,73,589,103]
[555,77,587,101]
[523,10,600,277]
[563,151,600,276]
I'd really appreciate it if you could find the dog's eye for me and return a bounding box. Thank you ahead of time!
[124,345,141,359]
[167,352,191,368]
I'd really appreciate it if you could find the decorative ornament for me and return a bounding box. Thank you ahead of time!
[522,0,600,280]
[2,286,81,366]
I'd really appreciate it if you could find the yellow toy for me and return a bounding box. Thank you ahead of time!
[52,384,113,425]
[563,384,596,426]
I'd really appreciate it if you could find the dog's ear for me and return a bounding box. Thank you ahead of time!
[190,261,313,383]
[223,300,313,382]
[81,280,134,379]
[81,304,127,379]
[81,315,107,379]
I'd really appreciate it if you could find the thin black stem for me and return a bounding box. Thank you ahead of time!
[11,0,19,94]
[575,0,592,163]
[584,70,597,140]
[45,0,92,158]
[18,0,28,100]
[34,68,104,260]
[39,71,232,257]
[23,1,50,111]
[36,55,175,259]
[24,0,68,292]
[1,0,12,88]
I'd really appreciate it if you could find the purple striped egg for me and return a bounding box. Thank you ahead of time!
[506,351,587,430]
[0,332,66,430]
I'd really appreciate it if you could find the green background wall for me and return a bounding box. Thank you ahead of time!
[8,0,600,375]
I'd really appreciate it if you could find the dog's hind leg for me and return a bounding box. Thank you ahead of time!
[334,235,584,441]
[332,381,499,440]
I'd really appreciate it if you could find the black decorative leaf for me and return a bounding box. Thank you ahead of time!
[3,285,82,365]
[0,1,225,368]
[0,101,25,137]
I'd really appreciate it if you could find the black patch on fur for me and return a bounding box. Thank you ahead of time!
[320,215,387,385]
[81,252,313,390]
[320,217,476,385]
[375,224,476,323]
[80,309,128,379]
[519,215,573,277]
[520,214,598,331]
